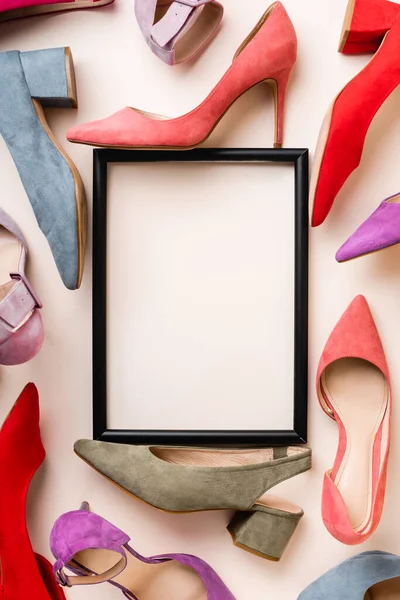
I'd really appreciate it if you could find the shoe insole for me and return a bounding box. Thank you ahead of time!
[154,1,222,63]
[365,576,400,599]
[322,358,388,530]
[73,547,207,600]
[152,446,305,513]
[0,227,21,300]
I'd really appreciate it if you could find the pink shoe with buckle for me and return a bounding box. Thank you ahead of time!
[316,295,391,545]
[0,208,43,365]
[0,0,114,22]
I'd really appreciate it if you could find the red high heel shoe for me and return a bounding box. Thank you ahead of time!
[310,8,400,227]
[339,0,399,55]
[0,383,65,600]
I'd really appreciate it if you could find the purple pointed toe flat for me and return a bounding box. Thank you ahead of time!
[50,502,235,600]
[0,207,43,365]
[336,193,400,263]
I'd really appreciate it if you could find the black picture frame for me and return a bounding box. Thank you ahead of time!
[92,147,309,446]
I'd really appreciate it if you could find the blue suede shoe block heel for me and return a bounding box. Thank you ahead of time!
[0,47,86,290]
[298,551,400,599]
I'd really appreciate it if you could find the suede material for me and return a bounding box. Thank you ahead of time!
[0,383,60,600]
[298,551,400,599]
[135,0,223,65]
[336,195,400,261]
[68,1,297,147]
[311,14,400,227]
[0,0,106,10]
[74,441,311,512]
[316,295,391,545]
[342,0,399,54]
[50,507,235,599]
[228,507,302,559]
[0,309,44,364]
[35,554,66,600]
[0,208,43,364]
[0,50,79,290]
[50,509,130,569]
[20,48,72,107]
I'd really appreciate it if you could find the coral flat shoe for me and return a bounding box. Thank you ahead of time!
[298,551,400,599]
[50,502,235,599]
[74,442,311,561]
[336,193,400,262]
[317,295,391,545]
[0,0,114,22]
[67,1,297,149]
[0,207,43,365]
[0,47,86,290]
[310,5,400,227]
[0,383,66,600]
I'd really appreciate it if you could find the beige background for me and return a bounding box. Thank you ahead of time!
[1,0,400,598]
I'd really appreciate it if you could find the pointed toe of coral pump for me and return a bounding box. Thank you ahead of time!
[317,295,391,545]
[67,1,297,150]
[336,194,400,262]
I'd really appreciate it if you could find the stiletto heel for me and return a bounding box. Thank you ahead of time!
[339,0,399,54]
[267,69,290,148]
[51,503,235,599]
[228,505,303,561]
[67,1,297,149]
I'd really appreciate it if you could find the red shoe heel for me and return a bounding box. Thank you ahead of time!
[339,0,399,54]
[0,384,65,600]
[311,18,400,227]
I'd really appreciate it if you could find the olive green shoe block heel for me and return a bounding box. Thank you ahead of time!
[227,505,303,561]
[74,441,311,560]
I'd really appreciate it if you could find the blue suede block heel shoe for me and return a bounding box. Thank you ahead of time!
[298,551,400,599]
[0,47,86,290]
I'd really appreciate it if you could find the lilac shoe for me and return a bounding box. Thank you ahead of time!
[50,502,235,600]
[0,207,43,365]
[336,193,400,262]
[135,0,223,65]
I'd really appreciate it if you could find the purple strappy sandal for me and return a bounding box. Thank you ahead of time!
[50,502,235,600]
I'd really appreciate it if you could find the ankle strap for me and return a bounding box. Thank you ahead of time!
[51,502,131,588]
[55,555,127,587]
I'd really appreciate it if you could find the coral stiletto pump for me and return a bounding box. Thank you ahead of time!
[317,296,391,545]
[67,1,297,150]
[310,10,400,227]
[0,383,65,600]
